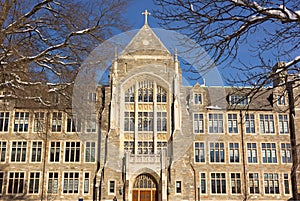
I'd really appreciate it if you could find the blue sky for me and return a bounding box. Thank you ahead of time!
[124,0,159,29]
[122,0,214,86]
[120,0,296,87]
[121,0,247,86]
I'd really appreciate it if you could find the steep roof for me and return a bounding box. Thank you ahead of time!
[119,24,171,57]
[182,85,275,111]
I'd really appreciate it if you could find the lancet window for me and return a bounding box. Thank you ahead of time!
[125,86,135,102]
[157,86,166,102]
[138,80,153,102]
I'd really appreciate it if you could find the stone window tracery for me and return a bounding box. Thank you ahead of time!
[125,86,135,102]
[157,141,167,154]
[264,173,279,194]
[249,173,260,194]
[138,112,153,132]
[157,86,166,102]
[157,112,167,132]
[124,141,134,154]
[138,80,153,102]
[124,112,134,132]
[138,141,154,154]
[134,174,157,189]
[123,80,168,155]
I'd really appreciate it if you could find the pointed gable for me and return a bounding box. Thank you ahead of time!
[119,24,171,57]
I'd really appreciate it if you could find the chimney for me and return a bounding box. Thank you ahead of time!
[272,62,287,87]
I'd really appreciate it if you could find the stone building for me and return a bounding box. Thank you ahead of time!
[0,12,297,201]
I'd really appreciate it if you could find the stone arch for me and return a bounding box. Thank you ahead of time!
[131,168,160,201]
[132,167,160,183]
[133,174,157,189]
[120,71,171,93]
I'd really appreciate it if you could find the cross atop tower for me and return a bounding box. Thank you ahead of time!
[142,9,151,25]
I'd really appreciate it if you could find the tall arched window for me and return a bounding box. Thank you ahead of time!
[123,79,168,154]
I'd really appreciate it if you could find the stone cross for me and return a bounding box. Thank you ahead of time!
[142,9,151,25]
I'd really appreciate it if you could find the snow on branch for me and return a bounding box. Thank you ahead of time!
[36,61,62,76]
[17,21,100,63]
[231,0,300,22]
[231,0,246,6]
[4,0,53,33]
[286,56,300,68]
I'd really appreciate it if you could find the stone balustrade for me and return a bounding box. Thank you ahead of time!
[128,153,161,164]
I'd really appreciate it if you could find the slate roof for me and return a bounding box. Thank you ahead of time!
[119,24,171,57]
[182,85,276,111]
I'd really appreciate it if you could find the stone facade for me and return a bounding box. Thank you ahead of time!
[0,21,297,201]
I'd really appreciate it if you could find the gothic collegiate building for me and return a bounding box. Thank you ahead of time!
[93,14,295,201]
[0,11,298,201]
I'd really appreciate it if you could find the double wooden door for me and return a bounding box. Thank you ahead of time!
[132,190,157,201]
[133,174,158,201]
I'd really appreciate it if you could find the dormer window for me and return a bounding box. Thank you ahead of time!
[277,95,285,106]
[194,93,202,104]
[229,95,249,106]
[53,93,60,104]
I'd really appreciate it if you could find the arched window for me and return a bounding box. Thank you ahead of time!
[137,80,153,102]
[123,80,168,154]
[134,174,157,189]
[157,86,166,102]
[125,86,135,102]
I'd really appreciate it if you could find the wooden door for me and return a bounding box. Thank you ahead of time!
[133,190,138,201]
[140,191,145,201]
[133,174,158,201]
[140,190,151,201]
[145,191,151,201]
[152,190,157,201]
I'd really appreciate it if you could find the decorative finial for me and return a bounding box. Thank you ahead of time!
[174,48,178,61]
[142,9,151,25]
[114,47,118,60]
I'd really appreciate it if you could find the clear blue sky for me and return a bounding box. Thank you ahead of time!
[124,0,160,29]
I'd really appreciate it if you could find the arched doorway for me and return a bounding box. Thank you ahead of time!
[132,174,158,201]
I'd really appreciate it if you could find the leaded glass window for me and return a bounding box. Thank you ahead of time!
[134,174,157,189]
[123,80,168,155]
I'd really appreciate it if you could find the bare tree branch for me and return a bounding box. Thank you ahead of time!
[0,0,131,106]
[154,0,300,90]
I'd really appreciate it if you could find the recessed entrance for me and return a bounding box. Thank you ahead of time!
[132,174,158,201]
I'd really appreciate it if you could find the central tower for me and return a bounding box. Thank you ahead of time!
[99,10,182,201]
